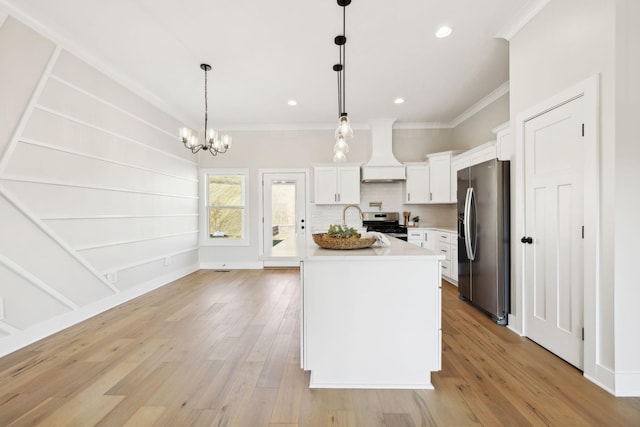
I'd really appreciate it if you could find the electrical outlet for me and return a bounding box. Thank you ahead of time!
[164,256,171,266]
[0,298,4,320]
[107,271,118,283]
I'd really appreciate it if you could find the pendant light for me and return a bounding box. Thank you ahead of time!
[333,0,353,162]
[179,64,232,157]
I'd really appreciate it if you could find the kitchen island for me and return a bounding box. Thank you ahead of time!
[300,237,445,389]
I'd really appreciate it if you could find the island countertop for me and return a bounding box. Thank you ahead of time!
[305,235,446,261]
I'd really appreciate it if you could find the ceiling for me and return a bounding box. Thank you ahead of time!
[4,0,545,130]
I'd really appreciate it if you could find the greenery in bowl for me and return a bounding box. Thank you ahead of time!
[327,224,361,239]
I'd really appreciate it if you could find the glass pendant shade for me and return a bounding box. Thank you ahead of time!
[334,136,349,153]
[333,149,347,162]
[335,115,353,139]
[222,134,232,148]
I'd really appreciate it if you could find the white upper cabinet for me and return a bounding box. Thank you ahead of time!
[404,151,458,204]
[404,164,431,204]
[314,165,360,204]
[492,121,512,161]
[427,153,453,203]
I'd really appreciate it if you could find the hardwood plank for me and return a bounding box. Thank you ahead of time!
[0,270,639,426]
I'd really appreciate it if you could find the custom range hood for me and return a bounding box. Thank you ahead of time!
[361,119,406,182]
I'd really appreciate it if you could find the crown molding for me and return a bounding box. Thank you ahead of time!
[447,81,510,128]
[494,0,551,40]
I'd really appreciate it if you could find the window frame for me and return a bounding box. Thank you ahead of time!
[200,168,249,246]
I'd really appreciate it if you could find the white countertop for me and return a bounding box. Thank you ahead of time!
[305,236,445,261]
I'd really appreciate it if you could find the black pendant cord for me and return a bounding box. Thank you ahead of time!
[341,4,346,116]
[203,67,209,142]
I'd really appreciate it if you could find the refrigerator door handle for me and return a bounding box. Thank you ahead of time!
[464,187,476,261]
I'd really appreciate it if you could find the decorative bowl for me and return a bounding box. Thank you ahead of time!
[312,233,376,250]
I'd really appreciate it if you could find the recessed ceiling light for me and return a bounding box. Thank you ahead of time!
[394,97,405,104]
[435,26,453,38]
[287,99,297,106]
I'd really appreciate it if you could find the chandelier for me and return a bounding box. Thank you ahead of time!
[332,0,353,163]
[179,64,232,156]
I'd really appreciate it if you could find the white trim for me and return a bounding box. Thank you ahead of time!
[100,247,198,276]
[0,253,79,309]
[613,371,640,397]
[0,0,197,129]
[0,185,120,293]
[0,263,199,358]
[494,0,551,41]
[41,213,198,221]
[515,75,600,388]
[199,262,263,270]
[0,175,199,200]
[491,121,510,134]
[48,74,176,139]
[35,105,197,166]
[20,138,198,183]
[74,230,198,252]
[0,320,20,335]
[448,81,510,128]
[0,45,61,175]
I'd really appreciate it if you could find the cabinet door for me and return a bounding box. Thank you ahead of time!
[429,156,451,203]
[336,167,360,204]
[423,229,437,251]
[405,165,430,203]
[314,167,338,204]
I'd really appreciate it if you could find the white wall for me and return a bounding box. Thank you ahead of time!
[451,93,510,150]
[197,127,461,267]
[0,14,199,356]
[613,0,640,396]
[510,0,640,395]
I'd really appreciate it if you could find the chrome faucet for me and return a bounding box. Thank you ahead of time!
[342,204,363,226]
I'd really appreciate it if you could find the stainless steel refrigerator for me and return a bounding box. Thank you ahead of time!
[457,159,510,325]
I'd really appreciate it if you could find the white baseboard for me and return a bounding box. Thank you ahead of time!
[584,363,616,395]
[612,371,640,397]
[199,261,264,270]
[0,264,199,359]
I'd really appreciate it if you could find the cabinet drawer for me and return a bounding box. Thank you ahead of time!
[437,241,451,260]
[441,260,452,277]
[438,232,450,243]
[408,230,424,240]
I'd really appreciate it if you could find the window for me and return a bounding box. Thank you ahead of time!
[202,169,249,245]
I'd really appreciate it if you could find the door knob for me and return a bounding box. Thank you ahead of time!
[521,236,533,244]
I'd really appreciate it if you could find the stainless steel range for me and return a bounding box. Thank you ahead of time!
[362,212,408,241]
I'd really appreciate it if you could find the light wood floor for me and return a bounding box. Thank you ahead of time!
[1,269,639,426]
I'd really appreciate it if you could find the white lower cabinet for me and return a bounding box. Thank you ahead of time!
[407,228,437,250]
[436,230,457,285]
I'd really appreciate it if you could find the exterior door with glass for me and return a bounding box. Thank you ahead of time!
[262,172,307,266]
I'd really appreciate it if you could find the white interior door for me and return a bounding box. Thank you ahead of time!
[524,96,585,369]
[262,172,306,267]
